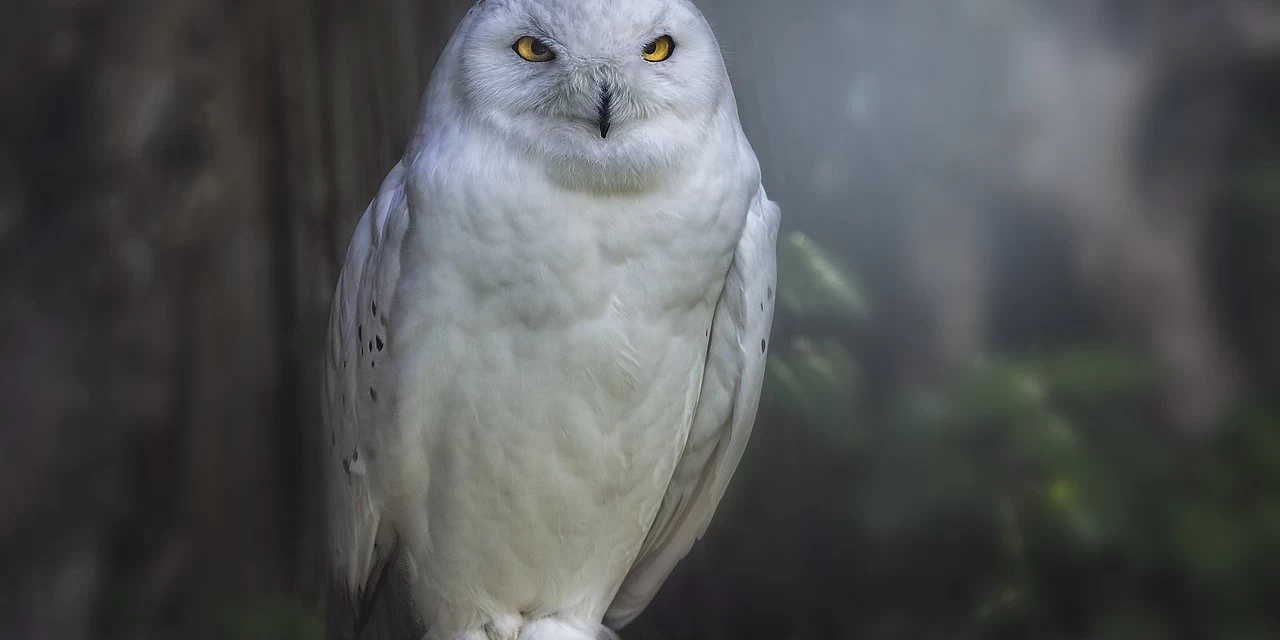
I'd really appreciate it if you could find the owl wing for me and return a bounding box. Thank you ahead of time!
[605,184,781,629]
[322,162,424,639]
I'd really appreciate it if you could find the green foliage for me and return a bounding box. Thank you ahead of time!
[221,594,324,640]
[766,337,862,449]
[98,573,177,639]
[98,582,322,640]
[1235,158,1280,219]
[740,229,1280,639]
[764,230,869,447]
[775,230,870,323]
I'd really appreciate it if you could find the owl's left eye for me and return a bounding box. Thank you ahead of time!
[513,36,555,62]
[641,35,675,62]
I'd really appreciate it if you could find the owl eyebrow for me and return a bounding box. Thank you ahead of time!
[645,21,675,41]
[515,10,557,42]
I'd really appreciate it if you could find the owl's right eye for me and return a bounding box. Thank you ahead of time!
[513,36,555,62]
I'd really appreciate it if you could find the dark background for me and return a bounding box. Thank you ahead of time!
[3,0,1280,638]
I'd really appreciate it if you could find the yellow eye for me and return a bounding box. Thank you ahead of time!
[641,35,675,62]
[513,36,555,62]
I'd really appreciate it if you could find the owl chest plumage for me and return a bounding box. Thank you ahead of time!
[380,133,754,632]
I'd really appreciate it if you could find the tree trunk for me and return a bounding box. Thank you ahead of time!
[0,0,468,636]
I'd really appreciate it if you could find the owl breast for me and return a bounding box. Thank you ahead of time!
[382,141,755,636]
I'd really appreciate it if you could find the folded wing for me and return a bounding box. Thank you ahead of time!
[322,163,423,639]
[605,185,781,628]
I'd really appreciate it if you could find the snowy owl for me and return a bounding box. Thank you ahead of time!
[322,0,780,638]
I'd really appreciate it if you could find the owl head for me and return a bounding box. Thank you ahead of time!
[438,0,735,189]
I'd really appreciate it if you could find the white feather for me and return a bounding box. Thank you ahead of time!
[323,1,779,638]
[604,184,779,629]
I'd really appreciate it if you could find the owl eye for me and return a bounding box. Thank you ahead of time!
[513,36,555,62]
[641,35,675,62]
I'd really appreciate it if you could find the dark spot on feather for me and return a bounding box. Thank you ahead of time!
[353,446,359,461]
[369,387,378,402]
[358,325,363,340]
[761,338,767,353]
[372,301,377,316]
[368,340,373,352]
[342,458,351,473]
[767,286,773,299]
[376,336,384,351]
[371,360,376,368]
[380,314,388,327]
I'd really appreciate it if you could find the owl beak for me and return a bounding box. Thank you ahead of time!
[597,81,612,138]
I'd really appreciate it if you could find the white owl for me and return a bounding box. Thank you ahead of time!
[322,1,779,638]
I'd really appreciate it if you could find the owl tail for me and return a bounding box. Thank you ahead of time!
[512,618,618,640]
[452,617,618,640]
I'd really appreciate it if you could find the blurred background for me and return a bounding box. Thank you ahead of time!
[3,0,1280,638]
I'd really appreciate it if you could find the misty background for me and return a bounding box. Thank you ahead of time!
[2,0,1279,638]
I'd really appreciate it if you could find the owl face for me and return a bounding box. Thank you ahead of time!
[454,0,732,189]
